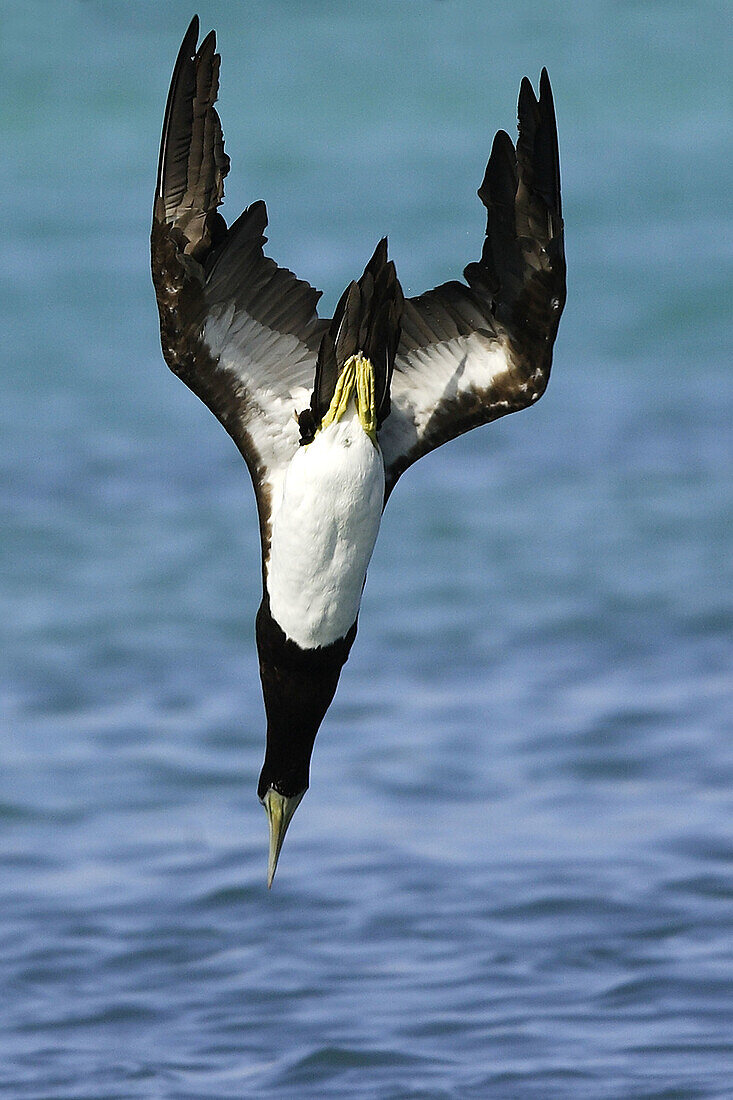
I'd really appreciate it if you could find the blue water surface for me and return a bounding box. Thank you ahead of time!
[1,1,732,1096]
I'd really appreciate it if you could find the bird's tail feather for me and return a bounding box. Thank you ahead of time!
[300,241,404,444]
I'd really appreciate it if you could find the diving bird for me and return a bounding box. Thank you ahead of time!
[151,17,566,886]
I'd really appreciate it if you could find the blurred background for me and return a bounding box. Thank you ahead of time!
[1,1,731,1096]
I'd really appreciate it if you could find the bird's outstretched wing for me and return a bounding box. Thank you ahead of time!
[379,70,566,498]
[151,18,327,549]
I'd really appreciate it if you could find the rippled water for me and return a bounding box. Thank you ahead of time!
[2,1,732,1096]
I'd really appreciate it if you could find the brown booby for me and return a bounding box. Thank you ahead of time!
[151,17,566,886]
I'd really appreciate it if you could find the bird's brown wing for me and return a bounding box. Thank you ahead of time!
[151,18,328,550]
[379,70,566,499]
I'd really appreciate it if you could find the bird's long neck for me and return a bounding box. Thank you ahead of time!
[255,596,357,801]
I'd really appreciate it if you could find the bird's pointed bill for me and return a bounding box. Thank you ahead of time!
[263,788,305,888]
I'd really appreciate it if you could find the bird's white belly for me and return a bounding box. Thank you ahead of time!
[266,406,385,649]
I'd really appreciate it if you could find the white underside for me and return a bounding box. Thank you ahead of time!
[266,400,385,649]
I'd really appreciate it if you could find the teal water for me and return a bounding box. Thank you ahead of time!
[2,1,732,1096]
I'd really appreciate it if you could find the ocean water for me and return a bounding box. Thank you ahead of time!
[2,1,732,1096]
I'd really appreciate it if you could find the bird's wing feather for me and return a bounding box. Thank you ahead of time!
[151,18,327,551]
[379,70,566,498]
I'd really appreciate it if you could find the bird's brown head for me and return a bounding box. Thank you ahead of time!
[255,598,357,886]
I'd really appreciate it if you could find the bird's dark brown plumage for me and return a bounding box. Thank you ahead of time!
[151,18,566,884]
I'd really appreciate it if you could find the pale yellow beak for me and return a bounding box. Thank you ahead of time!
[263,788,305,888]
